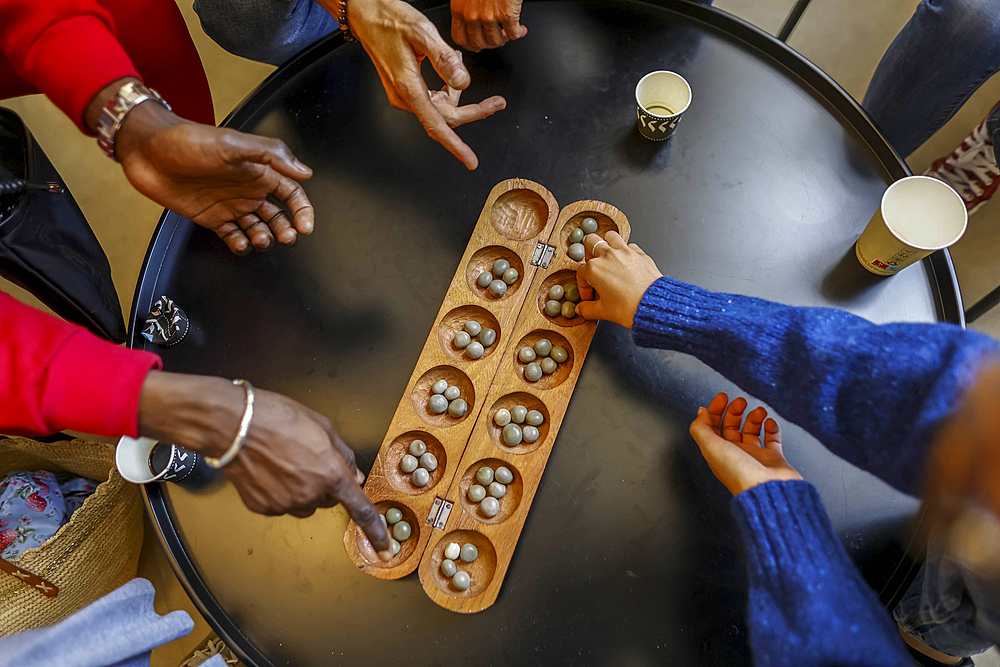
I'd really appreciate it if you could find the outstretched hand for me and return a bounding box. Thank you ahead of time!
[139,372,392,560]
[115,101,315,255]
[575,232,663,328]
[346,0,506,169]
[689,393,803,496]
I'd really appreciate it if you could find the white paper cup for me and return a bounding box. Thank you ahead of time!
[116,436,199,484]
[855,176,967,276]
[635,71,692,141]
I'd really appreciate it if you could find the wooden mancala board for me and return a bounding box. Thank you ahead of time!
[344,180,630,614]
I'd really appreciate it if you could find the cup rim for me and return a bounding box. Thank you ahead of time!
[880,175,968,251]
[635,70,692,119]
[116,435,170,483]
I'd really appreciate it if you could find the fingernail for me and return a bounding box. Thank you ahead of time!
[300,220,314,234]
[378,550,393,562]
[356,469,366,485]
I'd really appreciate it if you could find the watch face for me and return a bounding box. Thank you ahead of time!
[97,83,169,159]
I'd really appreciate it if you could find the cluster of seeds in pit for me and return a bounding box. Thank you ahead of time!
[467,465,514,517]
[543,282,581,320]
[399,439,437,487]
[567,217,600,261]
[495,406,545,446]
[440,540,479,591]
[453,319,496,360]
[518,338,568,382]
[428,379,468,417]
[380,507,411,557]
[476,258,520,298]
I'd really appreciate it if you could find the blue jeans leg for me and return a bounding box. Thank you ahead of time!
[193,0,340,66]
[893,527,999,657]
[862,0,1000,158]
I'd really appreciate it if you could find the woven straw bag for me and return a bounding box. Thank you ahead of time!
[0,437,143,635]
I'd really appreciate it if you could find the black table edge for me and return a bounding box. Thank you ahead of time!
[127,3,965,665]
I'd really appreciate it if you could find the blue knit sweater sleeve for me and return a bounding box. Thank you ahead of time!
[732,481,912,667]
[632,276,1000,496]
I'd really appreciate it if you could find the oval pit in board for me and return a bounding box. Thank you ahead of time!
[490,189,549,240]
[356,500,420,569]
[558,211,620,260]
[487,392,552,455]
[382,431,447,495]
[428,529,499,598]
[436,305,502,363]
[536,269,587,328]
[512,330,574,390]
[458,458,524,524]
[466,246,525,303]
[411,365,476,428]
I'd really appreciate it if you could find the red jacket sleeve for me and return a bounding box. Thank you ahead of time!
[0,0,140,133]
[0,292,161,437]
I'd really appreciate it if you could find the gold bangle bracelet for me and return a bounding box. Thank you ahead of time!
[204,379,254,469]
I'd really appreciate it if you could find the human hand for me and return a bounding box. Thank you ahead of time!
[451,0,527,51]
[689,392,802,496]
[925,365,1000,527]
[344,0,506,168]
[114,102,315,254]
[138,371,392,560]
[575,232,663,329]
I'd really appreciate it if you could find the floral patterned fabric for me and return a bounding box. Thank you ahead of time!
[0,471,98,562]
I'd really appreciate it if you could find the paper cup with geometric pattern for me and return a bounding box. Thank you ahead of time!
[635,71,692,141]
[115,436,199,484]
[855,175,967,276]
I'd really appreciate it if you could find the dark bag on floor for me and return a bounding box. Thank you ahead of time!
[0,107,125,342]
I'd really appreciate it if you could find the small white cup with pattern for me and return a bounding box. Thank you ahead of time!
[635,71,691,141]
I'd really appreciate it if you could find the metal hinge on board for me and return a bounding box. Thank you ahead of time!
[426,497,454,530]
[531,243,555,268]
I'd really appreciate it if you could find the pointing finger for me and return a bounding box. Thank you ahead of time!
[337,477,392,558]
[436,93,507,128]
[404,81,480,168]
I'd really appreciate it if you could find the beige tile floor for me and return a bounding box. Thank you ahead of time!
[3,0,1000,664]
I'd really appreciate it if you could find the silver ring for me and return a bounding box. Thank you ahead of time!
[591,239,610,256]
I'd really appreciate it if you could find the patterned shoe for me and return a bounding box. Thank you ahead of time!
[924,104,1000,215]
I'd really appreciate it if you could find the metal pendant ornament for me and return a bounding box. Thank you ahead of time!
[141,296,189,346]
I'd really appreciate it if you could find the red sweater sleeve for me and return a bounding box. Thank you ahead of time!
[0,292,161,437]
[0,0,140,133]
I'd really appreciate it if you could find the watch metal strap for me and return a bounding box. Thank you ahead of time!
[96,81,172,161]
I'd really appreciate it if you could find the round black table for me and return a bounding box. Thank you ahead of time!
[131,2,963,665]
